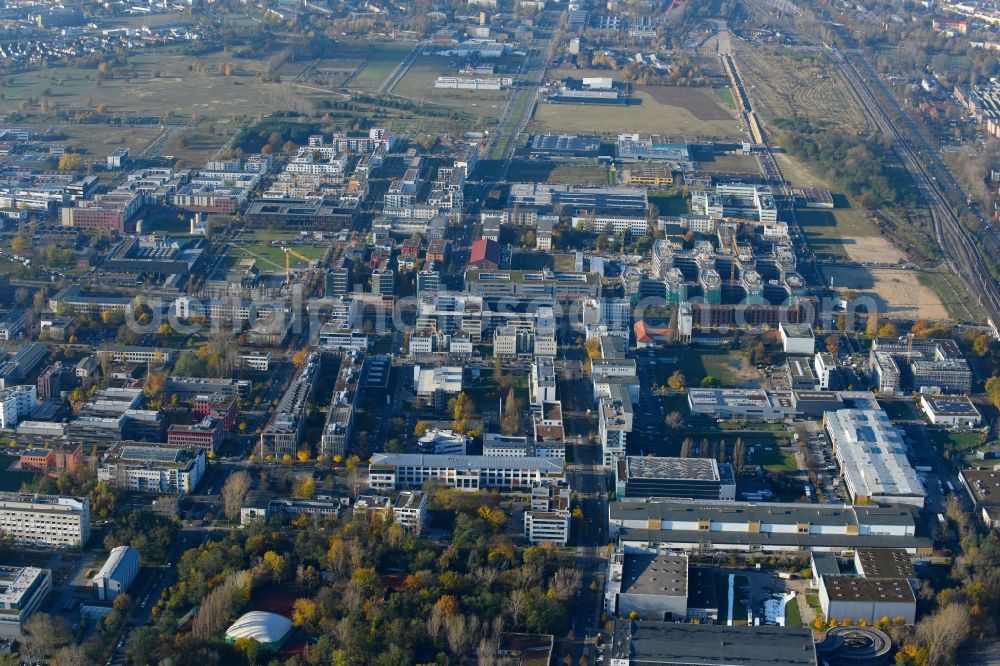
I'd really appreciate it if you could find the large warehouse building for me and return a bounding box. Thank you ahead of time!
[824,409,925,507]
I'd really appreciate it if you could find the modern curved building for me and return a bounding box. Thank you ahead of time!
[224,611,293,650]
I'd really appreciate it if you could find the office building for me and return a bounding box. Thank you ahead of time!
[0,385,36,429]
[814,352,837,390]
[393,491,428,534]
[609,499,931,554]
[687,388,796,421]
[98,444,206,494]
[920,395,982,427]
[417,428,469,455]
[368,454,563,491]
[786,357,819,390]
[959,469,1000,529]
[0,493,90,547]
[524,479,571,545]
[0,566,51,637]
[320,351,363,458]
[824,409,925,507]
[614,457,736,501]
[92,546,139,601]
[167,417,224,453]
[779,322,815,355]
[261,353,319,457]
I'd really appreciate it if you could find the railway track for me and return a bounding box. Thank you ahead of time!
[828,46,1000,332]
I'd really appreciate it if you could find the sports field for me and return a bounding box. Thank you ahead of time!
[531,86,742,138]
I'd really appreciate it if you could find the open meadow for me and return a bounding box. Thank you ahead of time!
[531,85,742,138]
[734,43,869,132]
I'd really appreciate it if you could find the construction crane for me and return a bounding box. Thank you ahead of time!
[730,234,740,287]
[283,247,317,282]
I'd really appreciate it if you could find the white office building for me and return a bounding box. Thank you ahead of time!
[392,491,428,534]
[92,546,140,601]
[0,566,51,637]
[368,454,563,491]
[0,493,90,547]
[0,385,36,429]
[98,444,206,495]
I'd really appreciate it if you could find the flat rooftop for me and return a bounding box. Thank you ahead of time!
[624,457,720,482]
[611,620,816,666]
[922,395,981,416]
[856,548,915,579]
[823,576,915,603]
[621,552,687,598]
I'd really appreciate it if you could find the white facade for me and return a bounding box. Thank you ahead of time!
[524,510,570,545]
[368,454,563,491]
[98,445,206,495]
[0,567,51,637]
[779,322,815,355]
[0,493,90,547]
[825,409,925,508]
[92,546,139,601]
[392,491,428,534]
[814,352,836,390]
[0,385,36,429]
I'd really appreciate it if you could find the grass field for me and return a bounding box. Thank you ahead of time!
[652,349,764,388]
[796,208,905,264]
[928,428,985,454]
[507,160,610,185]
[0,50,319,124]
[734,43,869,133]
[696,153,761,174]
[50,124,163,162]
[531,86,741,138]
[349,42,416,90]
[784,597,803,628]
[227,244,328,272]
[755,449,797,473]
[917,267,986,324]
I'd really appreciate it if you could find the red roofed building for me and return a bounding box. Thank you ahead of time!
[634,320,674,347]
[469,238,501,270]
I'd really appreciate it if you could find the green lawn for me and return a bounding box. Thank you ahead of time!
[349,43,416,90]
[716,87,737,110]
[928,429,985,454]
[733,575,750,626]
[227,244,328,272]
[651,349,763,388]
[648,191,688,217]
[755,449,797,473]
[784,597,803,628]
[0,455,39,492]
